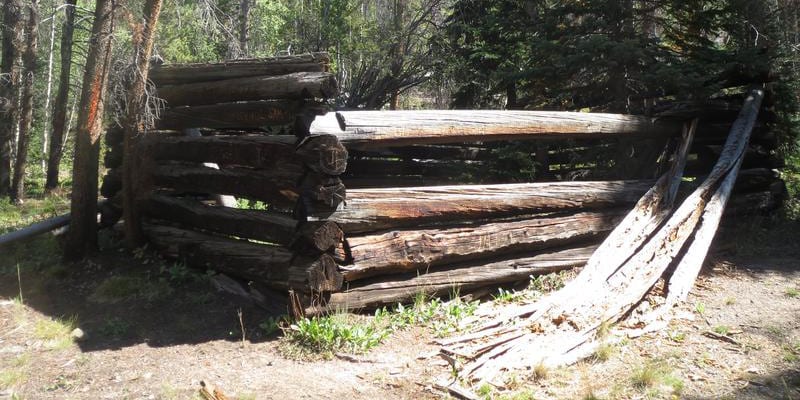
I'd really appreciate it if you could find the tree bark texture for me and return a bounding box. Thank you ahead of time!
[64,0,117,261]
[0,0,25,197]
[11,0,39,202]
[45,0,77,192]
[122,0,163,248]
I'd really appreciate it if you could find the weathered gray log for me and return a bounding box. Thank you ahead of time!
[156,72,337,108]
[143,194,296,245]
[151,164,303,207]
[310,180,652,234]
[155,100,324,130]
[341,210,625,281]
[149,52,330,86]
[307,244,597,313]
[144,224,342,292]
[310,111,681,148]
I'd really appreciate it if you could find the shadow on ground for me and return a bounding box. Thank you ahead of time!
[0,229,281,352]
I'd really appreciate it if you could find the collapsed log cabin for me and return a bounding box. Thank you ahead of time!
[101,54,785,326]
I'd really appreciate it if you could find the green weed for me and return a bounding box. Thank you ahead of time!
[34,315,77,350]
[785,287,799,298]
[285,314,389,355]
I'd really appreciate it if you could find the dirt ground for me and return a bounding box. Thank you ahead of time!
[0,230,798,400]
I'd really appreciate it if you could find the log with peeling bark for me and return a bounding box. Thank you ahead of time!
[150,52,330,86]
[341,210,625,281]
[308,180,653,234]
[155,100,325,130]
[344,158,482,179]
[309,110,681,149]
[144,224,342,292]
[143,194,297,246]
[307,244,598,313]
[441,88,764,383]
[151,164,303,208]
[156,72,337,108]
[348,144,495,161]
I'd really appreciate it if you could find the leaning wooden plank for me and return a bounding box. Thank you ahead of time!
[309,180,652,234]
[149,52,330,86]
[310,111,681,148]
[144,224,342,292]
[150,164,303,207]
[143,194,297,246]
[154,100,319,130]
[446,88,764,383]
[156,72,337,108]
[308,245,597,313]
[342,210,624,281]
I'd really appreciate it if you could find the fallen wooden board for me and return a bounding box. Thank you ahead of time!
[310,110,681,148]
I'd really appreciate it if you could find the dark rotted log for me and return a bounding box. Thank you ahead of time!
[156,72,338,108]
[154,100,325,130]
[143,194,297,245]
[342,176,455,189]
[732,168,781,193]
[296,134,349,175]
[348,144,495,161]
[145,223,292,284]
[151,134,297,168]
[309,180,652,234]
[344,158,482,179]
[104,146,123,169]
[297,174,346,213]
[289,254,343,293]
[310,110,681,149]
[293,220,344,253]
[687,146,784,174]
[149,52,330,86]
[307,244,598,313]
[144,224,342,292]
[341,210,625,281]
[100,168,122,198]
[151,164,303,207]
[726,189,783,215]
[105,125,124,148]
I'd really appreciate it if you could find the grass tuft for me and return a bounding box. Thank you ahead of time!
[34,315,77,349]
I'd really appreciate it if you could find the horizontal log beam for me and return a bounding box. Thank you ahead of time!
[310,111,681,148]
[143,194,297,245]
[150,134,297,168]
[150,52,330,86]
[151,164,303,207]
[144,224,342,292]
[157,72,337,108]
[308,244,597,313]
[341,210,625,281]
[310,180,652,234]
[154,100,324,130]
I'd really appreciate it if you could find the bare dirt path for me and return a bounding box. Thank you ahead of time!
[0,234,798,399]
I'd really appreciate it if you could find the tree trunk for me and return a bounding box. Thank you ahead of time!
[121,0,163,248]
[0,0,25,197]
[238,0,251,58]
[45,0,77,192]
[64,0,117,261]
[41,3,57,173]
[11,0,40,203]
